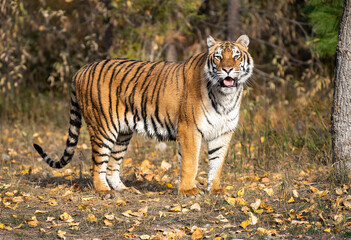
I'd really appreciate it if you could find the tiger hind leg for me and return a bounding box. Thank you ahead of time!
[90,133,115,197]
[106,133,133,191]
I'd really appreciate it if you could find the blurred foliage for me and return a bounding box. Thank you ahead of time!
[304,0,343,57]
[0,0,341,120]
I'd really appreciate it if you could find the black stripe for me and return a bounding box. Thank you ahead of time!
[192,108,204,138]
[208,146,222,156]
[111,148,127,155]
[209,156,219,161]
[96,60,117,141]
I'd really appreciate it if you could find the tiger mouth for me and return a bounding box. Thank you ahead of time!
[220,77,238,88]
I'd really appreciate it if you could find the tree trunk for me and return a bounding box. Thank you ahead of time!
[165,42,178,62]
[227,0,241,41]
[331,0,351,180]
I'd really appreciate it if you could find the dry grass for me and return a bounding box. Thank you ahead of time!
[0,94,350,239]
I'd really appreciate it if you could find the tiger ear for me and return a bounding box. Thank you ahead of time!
[236,35,250,48]
[207,35,217,49]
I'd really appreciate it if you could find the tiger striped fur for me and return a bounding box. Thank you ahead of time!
[33,35,253,196]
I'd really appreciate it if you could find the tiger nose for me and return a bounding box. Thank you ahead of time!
[222,67,233,73]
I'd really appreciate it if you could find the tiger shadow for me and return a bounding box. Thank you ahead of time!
[26,173,174,194]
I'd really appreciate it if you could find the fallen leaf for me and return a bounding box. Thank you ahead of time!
[35,210,48,214]
[333,214,344,225]
[289,209,296,219]
[160,160,171,170]
[60,212,73,222]
[237,188,245,197]
[309,186,319,193]
[250,199,261,210]
[122,210,133,217]
[287,196,295,203]
[240,220,250,229]
[104,213,115,220]
[190,203,201,212]
[104,219,113,226]
[293,189,299,198]
[140,235,151,240]
[57,230,66,240]
[86,213,97,223]
[169,205,181,212]
[26,216,39,227]
[216,214,229,223]
[249,212,258,225]
[263,187,274,196]
[191,227,203,239]
[336,188,343,195]
[116,199,127,206]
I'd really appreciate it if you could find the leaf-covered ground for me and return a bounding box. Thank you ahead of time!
[0,97,350,239]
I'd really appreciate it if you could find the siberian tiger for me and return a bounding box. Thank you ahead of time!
[33,35,253,197]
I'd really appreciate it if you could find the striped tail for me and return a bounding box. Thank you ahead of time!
[33,86,82,169]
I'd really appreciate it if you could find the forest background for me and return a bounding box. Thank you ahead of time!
[0,0,350,239]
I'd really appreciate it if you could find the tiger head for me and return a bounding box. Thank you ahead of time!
[205,35,253,92]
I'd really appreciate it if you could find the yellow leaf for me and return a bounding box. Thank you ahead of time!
[225,197,236,206]
[60,212,73,222]
[86,213,97,223]
[191,227,203,239]
[104,219,113,226]
[240,220,250,229]
[57,230,66,240]
[260,136,265,143]
[237,188,245,197]
[13,223,23,230]
[225,185,233,190]
[289,209,296,219]
[169,205,181,212]
[309,186,319,193]
[287,196,295,203]
[318,190,328,197]
[34,210,48,214]
[116,199,127,206]
[122,210,133,217]
[78,204,87,209]
[166,183,173,188]
[48,198,58,206]
[26,216,39,227]
[324,228,331,233]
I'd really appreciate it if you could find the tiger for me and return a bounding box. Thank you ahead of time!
[33,35,253,197]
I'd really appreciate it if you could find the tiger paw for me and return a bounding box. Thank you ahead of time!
[97,190,116,199]
[179,187,201,196]
[209,187,228,196]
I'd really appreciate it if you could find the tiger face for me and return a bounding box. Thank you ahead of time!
[205,35,253,92]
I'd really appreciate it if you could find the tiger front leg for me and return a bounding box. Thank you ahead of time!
[207,133,233,195]
[177,125,202,196]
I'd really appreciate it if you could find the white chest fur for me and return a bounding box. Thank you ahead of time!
[197,85,243,141]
